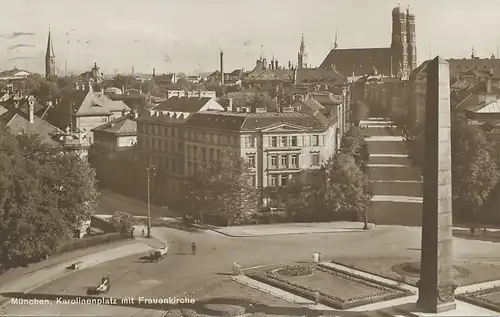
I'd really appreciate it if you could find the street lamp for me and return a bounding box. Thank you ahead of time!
[146,165,156,238]
[363,183,369,230]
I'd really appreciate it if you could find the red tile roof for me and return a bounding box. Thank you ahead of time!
[320,48,393,77]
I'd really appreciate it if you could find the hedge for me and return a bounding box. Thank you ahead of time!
[59,233,130,253]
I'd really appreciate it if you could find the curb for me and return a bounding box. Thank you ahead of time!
[209,224,376,238]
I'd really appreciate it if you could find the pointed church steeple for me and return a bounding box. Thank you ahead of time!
[45,29,57,80]
[298,33,308,69]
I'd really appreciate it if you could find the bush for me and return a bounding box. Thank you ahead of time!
[59,233,128,253]
[108,211,135,237]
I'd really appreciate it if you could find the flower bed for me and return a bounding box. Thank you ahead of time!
[457,287,500,313]
[248,265,412,310]
[277,265,313,277]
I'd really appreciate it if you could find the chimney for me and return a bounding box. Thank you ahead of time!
[228,98,233,112]
[487,73,493,93]
[220,51,225,86]
[122,108,127,117]
[122,85,125,94]
[293,68,298,85]
[88,81,93,92]
[133,110,139,119]
[153,68,156,78]
[29,102,34,123]
[275,60,278,69]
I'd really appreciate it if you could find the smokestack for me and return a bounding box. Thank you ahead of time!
[229,98,233,112]
[153,68,156,78]
[220,51,225,86]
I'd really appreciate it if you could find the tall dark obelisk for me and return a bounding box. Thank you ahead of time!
[417,56,456,313]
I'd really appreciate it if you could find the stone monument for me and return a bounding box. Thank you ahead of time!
[417,56,456,313]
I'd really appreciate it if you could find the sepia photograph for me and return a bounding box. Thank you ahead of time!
[1,0,500,316]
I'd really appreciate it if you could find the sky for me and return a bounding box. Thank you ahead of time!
[1,0,499,75]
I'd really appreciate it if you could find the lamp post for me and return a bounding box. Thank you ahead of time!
[146,165,156,238]
[363,183,368,230]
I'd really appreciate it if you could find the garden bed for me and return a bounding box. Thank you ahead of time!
[168,279,305,317]
[332,257,500,286]
[457,286,500,313]
[248,264,411,310]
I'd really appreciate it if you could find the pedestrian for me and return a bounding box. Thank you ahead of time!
[141,228,145,237]
[191,242,196,255]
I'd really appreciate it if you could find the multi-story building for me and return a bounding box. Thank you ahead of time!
[136,96,225,204]
[183,110,338,206]
[46,82,130,143]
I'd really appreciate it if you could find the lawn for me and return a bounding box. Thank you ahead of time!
[457,286,500,312]
[169,278,308,317]
[333,257,500,286]
[281,268,384,301]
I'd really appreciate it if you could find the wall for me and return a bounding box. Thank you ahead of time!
[77,115,111,143]
[117,135,137,148]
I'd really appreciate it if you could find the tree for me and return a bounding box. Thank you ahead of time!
[324,153,370,216]
[340,126,368,169]
[184,148,258,225]
[451,116,499,222]
[0,131,99,267]
[109,211,134,237]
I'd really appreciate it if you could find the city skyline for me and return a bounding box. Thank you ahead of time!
[1,0,499,75]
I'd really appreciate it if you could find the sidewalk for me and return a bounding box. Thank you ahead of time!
[209,222,375,237]
[0,242,152,308]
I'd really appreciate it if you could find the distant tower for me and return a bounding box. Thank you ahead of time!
[406,6,417,72]
[391,5,409,78]
[297,34,308,69]
[45,29,57,80]
[334,29,339,49]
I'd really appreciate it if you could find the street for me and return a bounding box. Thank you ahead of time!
[3,225,500,316]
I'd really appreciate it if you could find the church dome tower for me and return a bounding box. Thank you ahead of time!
[406,6,417,72]
[391,5,409,78]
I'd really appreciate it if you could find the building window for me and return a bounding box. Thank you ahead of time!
[291,154,298,168]
[248,136,256,147]
[281,136,288,147]
[187,145,191,158]
[193,146,198,159]
[280,155,288,167]
[291,174,298,184]
[291,136,297,146]
[177,142,182,153]
[201,148,206,161]
[216,149,221,159]
[247,155,256,168]
[271,136,277,147]
[251,174,256,187]
[280,174,289,186]
[209,148,214,160]
[270,175,277,186]
[270,155,277,168]
[312,153,320,166]
[312,135,319,146]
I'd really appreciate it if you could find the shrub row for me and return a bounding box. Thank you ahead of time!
[59,233,130,253]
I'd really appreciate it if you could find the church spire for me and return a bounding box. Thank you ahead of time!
[45,28,57,80]
[298,33,307,69]
[334,29,338,49]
